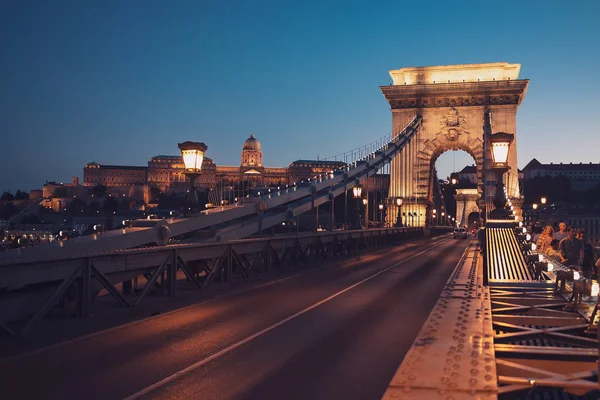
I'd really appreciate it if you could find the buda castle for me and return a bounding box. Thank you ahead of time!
[83,134,347,194]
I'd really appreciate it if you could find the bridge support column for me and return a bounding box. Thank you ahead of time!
[328,191,334,231]
[454,189,481,228]
[79,258,91,318]
[168,250,177,295]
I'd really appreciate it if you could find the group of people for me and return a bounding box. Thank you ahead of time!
[534,222,599,279]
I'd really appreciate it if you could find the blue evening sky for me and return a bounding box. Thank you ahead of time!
[1,0,599,193]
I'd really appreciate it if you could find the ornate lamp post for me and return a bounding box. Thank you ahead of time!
[432,208,437,226]
[395,197,403,227]
[362,198,368,229]
[178,141,208,211]
[378,204,384,227]
[352,184,363,230]
[488,132,514,220]
[539,196,547,223]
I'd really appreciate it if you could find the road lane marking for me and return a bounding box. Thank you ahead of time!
[123,239,449,399]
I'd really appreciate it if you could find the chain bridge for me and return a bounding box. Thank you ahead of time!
[0,63,598,400]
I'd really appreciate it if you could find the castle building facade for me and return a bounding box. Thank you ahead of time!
[82,135,350,197]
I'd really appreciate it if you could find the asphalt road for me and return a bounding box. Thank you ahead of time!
[0,234,469,400]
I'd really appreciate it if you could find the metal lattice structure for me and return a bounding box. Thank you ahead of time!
[491,251,600,399]
[486,224,534,282]
[383,226,600,399]
[1,116,423,264]
[0,227,438,336]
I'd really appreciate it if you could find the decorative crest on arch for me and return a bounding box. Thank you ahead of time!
[439,108,468,142]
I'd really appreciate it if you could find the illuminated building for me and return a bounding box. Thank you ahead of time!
[82,134,356,196]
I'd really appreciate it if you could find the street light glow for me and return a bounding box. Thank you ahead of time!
[490,132,514,167]
[178,141,207,172]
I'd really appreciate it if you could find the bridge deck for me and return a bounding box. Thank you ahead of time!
[383,241,498,399]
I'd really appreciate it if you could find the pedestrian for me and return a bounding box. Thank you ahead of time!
[535,225,554,253]
[553,222,568,241]
[546,239,561,262]
[558,226,584,267]
[576,229,594,279]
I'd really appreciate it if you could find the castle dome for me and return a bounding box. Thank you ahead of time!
[243,134,261,151]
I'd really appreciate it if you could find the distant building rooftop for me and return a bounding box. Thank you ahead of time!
[458,165,477,174]
[290,160,347,167]
[523,158,600,171]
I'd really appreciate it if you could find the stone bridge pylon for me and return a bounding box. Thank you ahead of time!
[454,188,481,228]
[380,63,529,227]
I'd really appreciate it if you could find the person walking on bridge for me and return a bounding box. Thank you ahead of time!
[558,226,584,267]
[553,222,568,241]
[535,225,554,253]
[576,229,594,279]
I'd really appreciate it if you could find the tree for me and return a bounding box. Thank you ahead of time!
[0,202,18,219]
[91,184,107,199]
[22,215,42,224]
[118,198,131,213]
[102,197,119,214]
[88,201,101,215]
[523,176,571,204]
[14,190,29,200]
[1,192,14,202]
[149,186,161,202]
[67,198,86,216]
[52,187,68,198]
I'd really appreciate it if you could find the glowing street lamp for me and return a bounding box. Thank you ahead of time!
[352,184,363,229]
[540,197,547,205]
[362,197,368,229]
[395,197,403,227]
[178,141,208,211]
[489,132,514,219]
[378,204,384,227]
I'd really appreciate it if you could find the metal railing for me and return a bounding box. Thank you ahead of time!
[1,116,423,264]
[0,227,426,336]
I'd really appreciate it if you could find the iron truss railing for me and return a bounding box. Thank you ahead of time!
[487,224,600,398]
[383,226,600,399]
[486,223,534,282]
[0,227,439,337]
[488,249,599,399]
[490,281,600,399]
[1,115,423,264]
